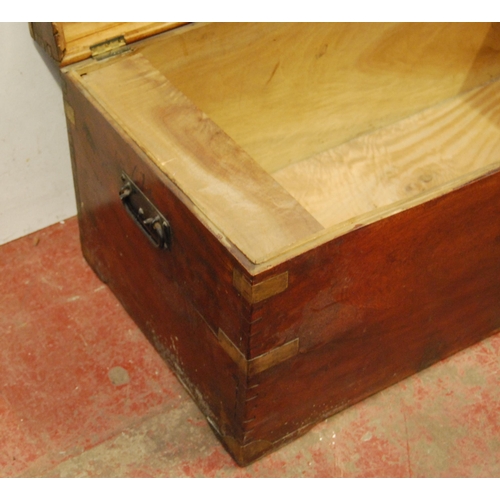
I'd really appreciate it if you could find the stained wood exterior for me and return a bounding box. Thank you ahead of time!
[32,22,500,464]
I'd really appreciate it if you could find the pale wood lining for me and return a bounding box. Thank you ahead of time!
[74,53,323,265]
[74,50,500,268]
[260,163,500,275]
[273,78,500,229]
[135,22,500,173]
[71,22,500,270]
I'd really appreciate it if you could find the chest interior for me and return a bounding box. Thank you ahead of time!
[63,22,500,268]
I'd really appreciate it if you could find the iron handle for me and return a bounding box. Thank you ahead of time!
[119,172,171,250]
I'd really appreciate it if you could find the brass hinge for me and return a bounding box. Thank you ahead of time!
[90,35,129,60]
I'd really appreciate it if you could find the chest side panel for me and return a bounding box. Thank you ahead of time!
[234,167,500,462]
[63,74,256,444]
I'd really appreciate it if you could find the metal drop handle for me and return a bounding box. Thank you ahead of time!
[119,172,171,250]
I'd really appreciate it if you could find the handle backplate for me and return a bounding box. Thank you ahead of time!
[119,172,171,250]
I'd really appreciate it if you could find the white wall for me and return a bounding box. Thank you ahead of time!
[0,23,75,245]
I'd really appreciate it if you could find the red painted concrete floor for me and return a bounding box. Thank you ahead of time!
[1,217,500,478]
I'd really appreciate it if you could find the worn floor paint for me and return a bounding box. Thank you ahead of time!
[1,218,499,477]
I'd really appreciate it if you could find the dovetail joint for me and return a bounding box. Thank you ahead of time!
[233,269,288,304]
[218,328,299,376]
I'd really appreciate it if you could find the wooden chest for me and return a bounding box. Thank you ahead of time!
[31,22,500,465]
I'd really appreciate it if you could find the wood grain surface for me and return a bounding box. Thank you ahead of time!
[137,22,500,173]
[274,77,500,228]
[68,22,500,268]
[74,53,323,265]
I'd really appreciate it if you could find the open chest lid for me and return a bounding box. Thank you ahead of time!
[29,22,187,67]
